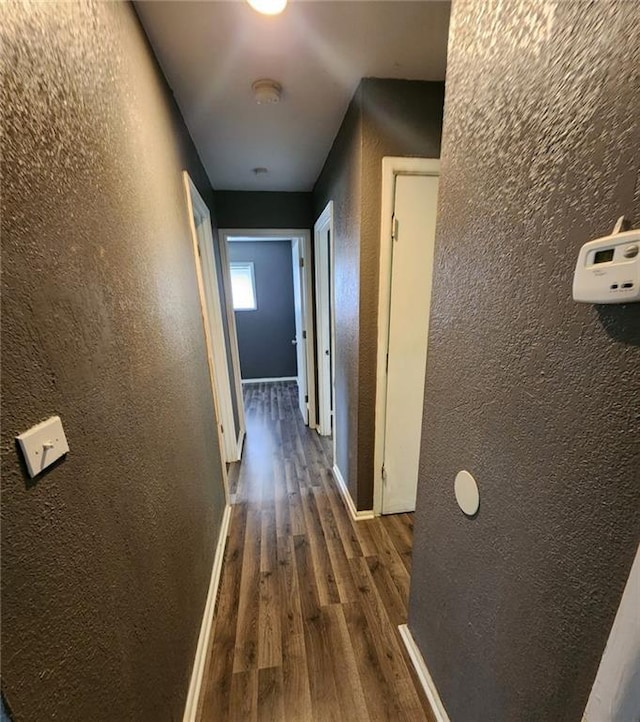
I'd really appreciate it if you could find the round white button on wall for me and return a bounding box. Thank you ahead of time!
[454,470,480,516]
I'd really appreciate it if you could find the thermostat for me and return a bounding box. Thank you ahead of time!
[573,217,640,304]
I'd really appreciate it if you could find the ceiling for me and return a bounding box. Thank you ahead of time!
[135,1,451,192]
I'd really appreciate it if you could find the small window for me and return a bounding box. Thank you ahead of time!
[230,262,257,310]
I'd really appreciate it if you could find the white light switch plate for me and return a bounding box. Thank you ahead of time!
[16,416,69,478]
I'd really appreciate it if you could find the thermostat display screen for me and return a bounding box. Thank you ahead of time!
[594,248,614,264]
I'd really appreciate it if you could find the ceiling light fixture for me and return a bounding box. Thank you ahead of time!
[247,0,287,16]
[253,167,268,175]
[252,79,282,104]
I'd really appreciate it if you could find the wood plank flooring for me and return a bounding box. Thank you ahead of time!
[198,382,434,722]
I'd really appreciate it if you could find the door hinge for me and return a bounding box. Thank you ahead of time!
[305,394,309,403]
[385,352,389,373]
[382,464,387,483]
[300,257,304,268]
[392,216,399,242]
[220,424,224,434]
[197,243,202,257]
[302,330,307,339]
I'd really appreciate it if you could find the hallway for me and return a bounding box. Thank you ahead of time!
[197,382,434,721]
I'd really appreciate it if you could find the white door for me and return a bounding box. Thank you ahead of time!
[382,173,439,514]
[183,172,234,495]
[291,239,308,423]
[314,205,333,437]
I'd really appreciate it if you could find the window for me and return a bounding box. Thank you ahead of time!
[229,262,257,310]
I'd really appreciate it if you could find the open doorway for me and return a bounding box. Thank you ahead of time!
[182,172,235,482]
[219,229,316,428]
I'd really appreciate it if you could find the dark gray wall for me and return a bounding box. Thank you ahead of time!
[313,78,445,508]
[229,241,298,379]
[358,78,445,509]
[1,3,226,720]
[408,2,640,722]
[214,191,314,229]
[314,88,363,497]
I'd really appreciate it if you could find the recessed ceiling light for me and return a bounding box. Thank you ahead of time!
[247,0,287,16]
[252,79,282,105]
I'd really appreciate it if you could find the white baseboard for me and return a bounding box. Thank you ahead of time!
[183,504,232,722]
[236,428,245,460]
[241,376,297,384]
[398,624,450,722]
[331,464,375,521]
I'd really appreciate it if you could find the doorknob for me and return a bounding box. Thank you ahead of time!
[325,349,330,356]
[291,339,298,345]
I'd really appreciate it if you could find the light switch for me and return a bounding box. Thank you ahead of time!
[16,416,69,478]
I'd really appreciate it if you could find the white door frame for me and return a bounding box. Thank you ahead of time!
[314,202,336,460]
[291,236,309,424]
[373,158,441,516]
[219,228,316,429]
[583,542,640,721]
[182,172,232,492]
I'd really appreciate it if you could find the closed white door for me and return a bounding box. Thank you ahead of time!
[382,173,439,514]
[291,239,308,423]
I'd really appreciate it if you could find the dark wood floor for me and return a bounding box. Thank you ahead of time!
[198,382,434,721]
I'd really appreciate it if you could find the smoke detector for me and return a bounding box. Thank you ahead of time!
[252,79,282,105]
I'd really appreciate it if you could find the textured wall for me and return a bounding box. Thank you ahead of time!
[408,2,640,721]
[1,3,227,720]
[358,79,444,508]
[313,79,445,508]
[214,191,314,230]
[313,90,363,498]
[229,241,297,379]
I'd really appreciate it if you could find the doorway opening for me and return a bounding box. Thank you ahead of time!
[219,229,316,428]
[373,158,441,516]
[182,172,234,489]
[314,202,336,468]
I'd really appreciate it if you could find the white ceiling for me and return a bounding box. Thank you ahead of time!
[135,1,451,192]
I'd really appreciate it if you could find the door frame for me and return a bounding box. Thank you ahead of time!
[373,158,441,516]
[291,236,309,424]
[182,172,233,489]
[583,541,640,721]
[314,202,336,457]
[219,228,316,429]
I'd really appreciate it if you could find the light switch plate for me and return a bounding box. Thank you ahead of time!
[16,416,69,478]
